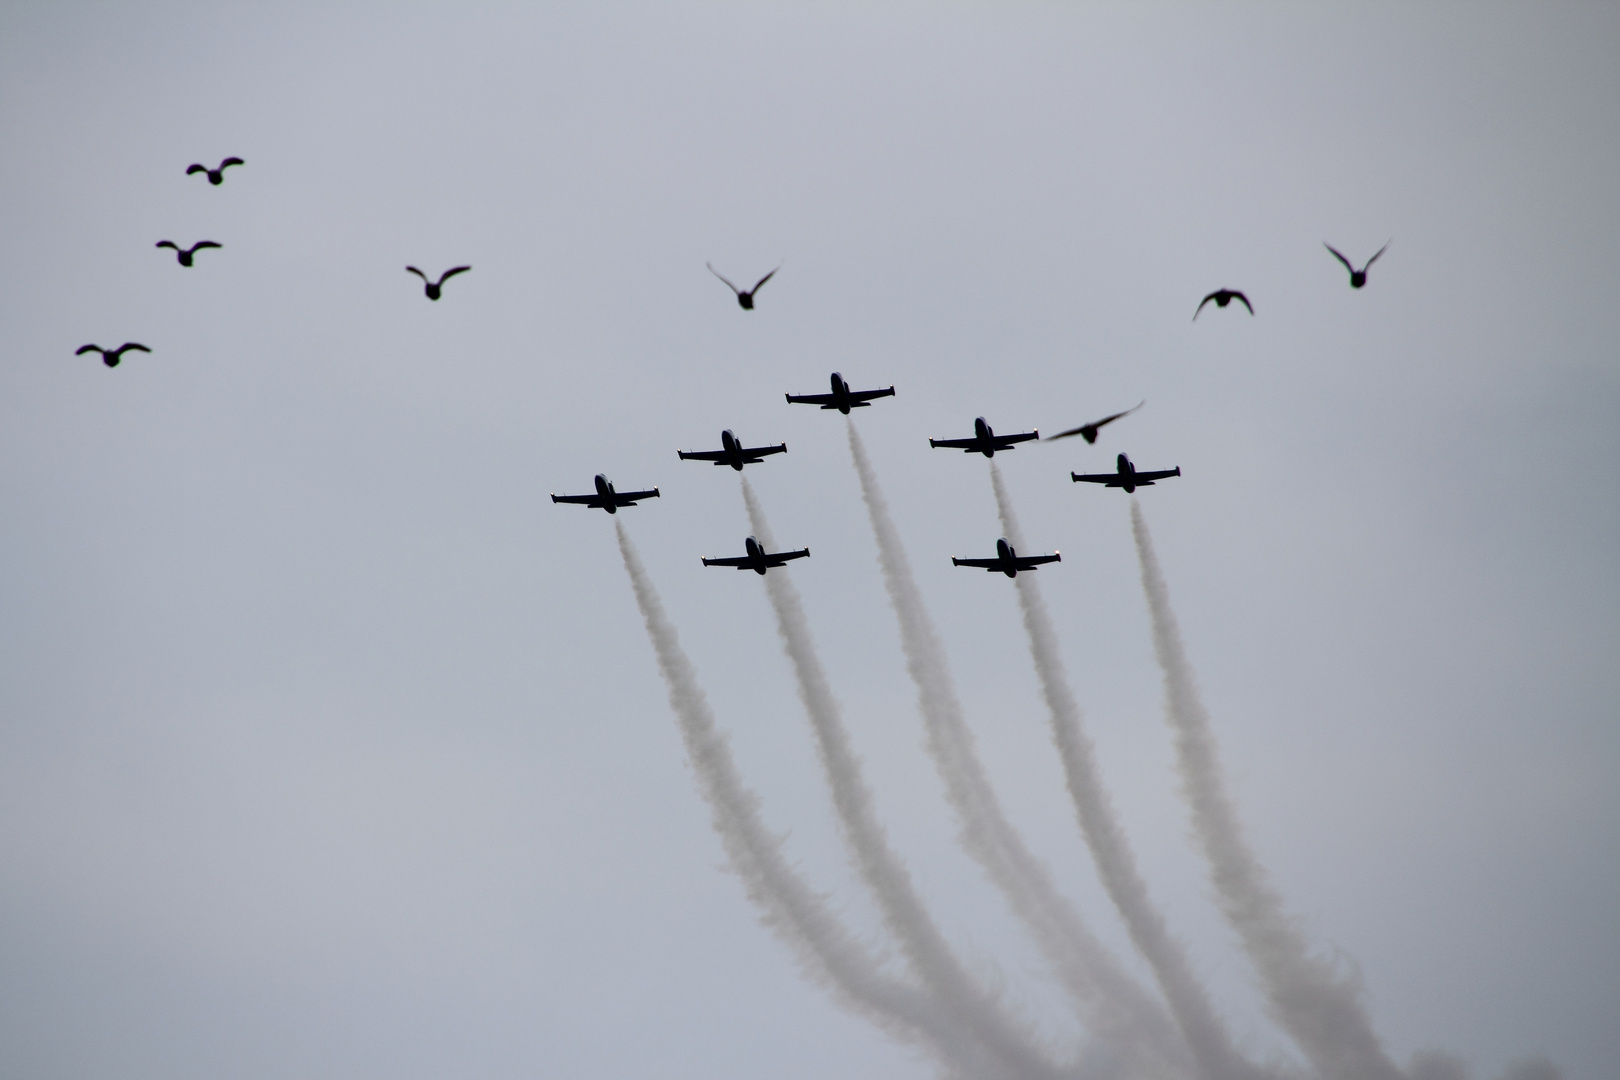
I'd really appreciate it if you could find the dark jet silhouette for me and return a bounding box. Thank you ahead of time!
[1324,241,1389,289]
[1072,453,1180,493]
[551,474,659,514]
[75,342,150,368]
[186,157,244,185]
[707,263,778,310]
[930,417,1039,457]
[1194,289,1253,320]
[702,535,810,575]
[1046,401,1144,444]
[406,265,471,300]
[678,430,787,471]
[786,372,895,415]
[155,240,221,267]
[952,537,1060,578]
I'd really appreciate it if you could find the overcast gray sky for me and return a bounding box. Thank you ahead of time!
[1,4,1617,1080]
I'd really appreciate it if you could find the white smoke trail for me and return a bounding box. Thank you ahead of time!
[990,466,1271,1080]
[847,422,1193,1080]
[614,520,992,1075]
[1128,501,1405,1080]
[741,477,1073,1080]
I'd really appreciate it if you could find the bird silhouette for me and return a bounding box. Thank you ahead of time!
[1324,241,1389,289]
[1194,289,1253,320]
[185,157,244,185]
[75,342,150,368]
[155,240,221,267]
[1046,401,1145,444]
[406,265,471,300]
[707,263,778,310]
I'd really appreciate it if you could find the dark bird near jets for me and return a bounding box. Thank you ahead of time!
[930,417,1039,457]
[952,538,1060,578]
[1324,241,1389,289]
[75,342,150,368]
[551,474,659,514]
[1046,401,1145,444]
[707,263,778,310]
[702,535,810,575]
[1072,453,1180,494]
[406,265,471,300]
[679,430,787,471]
[155,240,221,267]
[786,372,895,415]
[1194,289,1253,320]
[186,157,244,185]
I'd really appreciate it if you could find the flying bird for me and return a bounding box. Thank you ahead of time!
[1046,400,1145,444]
[406,265,471,300]
[1193,289,1253,320]
[185,157,244,185]
[1324,241,1389,289]
[75,342,150,367]
[155,240,221,267]
[707,263,778,310]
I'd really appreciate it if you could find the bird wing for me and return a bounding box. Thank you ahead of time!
[186,164,206,175]
[405,266,428,280]
[1234,291,1254,314]
[192,241,222,251]
[437,266,472,284]
[1324,243,1354,273]
[1091,400,1145,430]
[706,263,741,294]
[118,343,151,354]
[75,344,102,355]
[220,157,244,169]
[1193,293,1217,320]
[1364,240,1390,269]
[1044,424,1089,442]
[155,241,178,250]
[751,265,780,292]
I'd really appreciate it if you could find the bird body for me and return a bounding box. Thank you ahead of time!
[75,342,150,368]
[1325,241,1389,288]
[708,263,778,309]
[406,265,471,300]
[186,157,244,185]
[155,240,221,267]
[1194,289,1253,319]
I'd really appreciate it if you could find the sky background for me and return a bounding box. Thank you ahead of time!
[1,3,1617,1080]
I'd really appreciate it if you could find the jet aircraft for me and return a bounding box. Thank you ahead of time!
[952,538,1060,578]
[929,417,1038,457]
[1071,453,1180,493]
[785,372,895,414]
[702,536,810,575]
[551,474,660,513]
[1046,401,1145,444]
[678,430,787,471]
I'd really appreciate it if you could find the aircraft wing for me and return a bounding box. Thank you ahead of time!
[701,556,754,568]
[743,443,788,459]
[612,488,661,503]
[1070,472,1126,486]
[929,437,984,450]
[1013,554,1061,570]
[1130,468,1180,484]
[763,548,810,566]
[551,493,606,505]
[785,392,839,408]
[951,557,1005,570]
[848,386,896,404]
[677,450,728,462]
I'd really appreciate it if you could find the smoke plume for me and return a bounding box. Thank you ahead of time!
[1128,500,1405,1080]
[741,477,1070,1080]
[990,466,1269,1080]
[847,422,1192,1080]
[614,519,989,1074]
